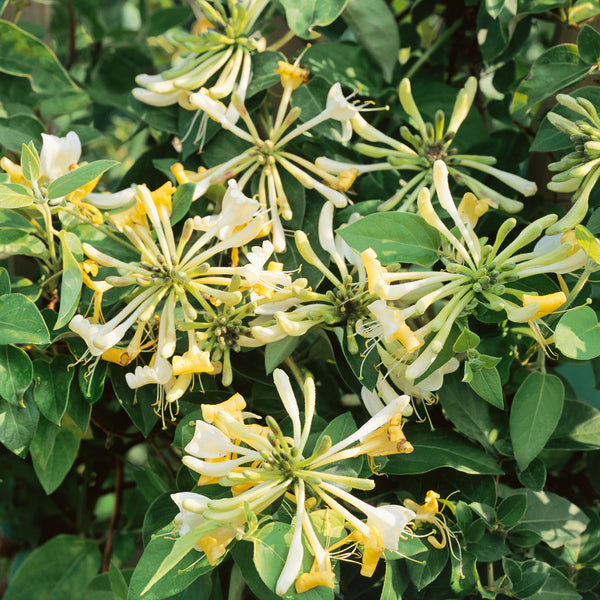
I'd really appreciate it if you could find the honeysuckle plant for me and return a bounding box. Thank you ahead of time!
[1,3,600,600]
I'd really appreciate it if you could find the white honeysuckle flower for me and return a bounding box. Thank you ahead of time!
[69,315,104,356]
[184,421,250,459]
[365,504,416,551]
[273,369,302,448]
[418,357,460,392]
[125,355,173,388]
[192,179,260,240]
[171,492,209,536]
[325,82,359,122]
[361,386,386,416]
[183,453,263,478]
[40,131,81,181]
[275,481,305,596]
[86,186,137,210]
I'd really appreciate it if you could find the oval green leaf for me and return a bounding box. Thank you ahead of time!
[510,372,564,471]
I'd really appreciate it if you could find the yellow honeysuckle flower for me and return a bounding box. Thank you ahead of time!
[275,60,309,91]
[522,291,567,320]
[457,191,490,228]
[172,347,217,376]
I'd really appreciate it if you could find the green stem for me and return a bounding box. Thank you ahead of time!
[405,19,463,80]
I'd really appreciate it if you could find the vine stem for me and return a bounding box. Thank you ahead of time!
[405,19,463,80]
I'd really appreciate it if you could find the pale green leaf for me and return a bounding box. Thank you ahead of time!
[0,182,34,208]
[47,160,118,200]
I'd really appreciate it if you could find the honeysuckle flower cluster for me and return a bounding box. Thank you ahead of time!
[171,70,365,251]
[333,77,537,212]
[68,178,307,420]
[545,92,600,234]
[360,160,586,382]
[133,0,268,120]
[160,368,429,596]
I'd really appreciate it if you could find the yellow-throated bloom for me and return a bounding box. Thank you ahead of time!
[156,368,416,595]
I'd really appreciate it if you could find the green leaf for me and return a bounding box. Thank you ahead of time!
[0,21,76,94]
[0,389,39,457]
[55,231,83,329]
[511,44,590,119]
[453,328,481,352]
[0,114,44,154]
[170,182,195,225]
[338,212,441,267]
[508,489,589,548]
[334,327,378,390]
[3,534,101,600]
[342,0,399,82]
[265,336,301,375]
[556,306,600,360]
[516,457,546,491]
[303,43,383,96]
[497,493,527,527]
[468,366,504,409]
[78,359,108,404]
[381,560,407,599]
[0,182,34,208]
[0,267,10,295]
[437,374,505,454]
[385,427,504,475]
[406,546,448,590]
[111,366,158,436]
[47,160,118,200]
[279,0,349,39]
[247,51,286,99]
[516,560,581,600]
[129,522,219,599]
[252,522,334,599]
[0,293,50,345]
[486,0,514,18]
[109,563,129,600]
[32,355,75,425]
[510,372,564,471]
[31,414,81,494]
[577,24,600,64]
[147,6,193,36]
[21,141,40,182]
[0,344,33,405]
[549,398,600,450]
[0,228,48,258]
[502,556,522,586]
